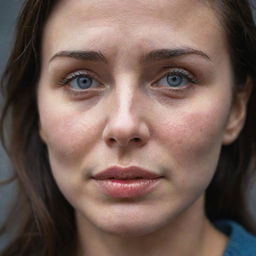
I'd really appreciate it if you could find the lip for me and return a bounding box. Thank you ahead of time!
[93,166,161,180]
[91,166,163,198]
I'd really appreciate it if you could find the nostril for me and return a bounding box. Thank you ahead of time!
[109,138,116,143]
[107,137,142,146]
[109,137,141,142]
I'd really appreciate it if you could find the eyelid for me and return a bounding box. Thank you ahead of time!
[58,70,100,86]
[169,68,197,83]
[57,67,198,91]
[148,67,199,99]
[158,67,198,84]
[57,70,105,100]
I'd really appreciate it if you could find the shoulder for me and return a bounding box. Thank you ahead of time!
[214,219,256,256]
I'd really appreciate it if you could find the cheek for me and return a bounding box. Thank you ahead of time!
[163,109,224,156]
[156,102,231,190]
[38,101,102,168]
[161,90,231,156]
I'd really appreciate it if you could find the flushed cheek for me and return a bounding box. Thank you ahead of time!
[157,106,229,184]
[39,108,103,168]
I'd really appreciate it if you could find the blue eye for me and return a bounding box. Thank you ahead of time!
[167,74,186,87]
[71,76,93,90]
[155,69,196,89]
[59,71,101,90]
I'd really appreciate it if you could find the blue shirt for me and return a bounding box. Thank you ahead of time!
[215,220,256,256]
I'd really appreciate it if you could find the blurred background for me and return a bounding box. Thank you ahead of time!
[0,0,256,252]
[0,0,25,251]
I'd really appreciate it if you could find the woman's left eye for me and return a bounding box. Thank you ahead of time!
[59,71,101,90]
[154,69,197,89]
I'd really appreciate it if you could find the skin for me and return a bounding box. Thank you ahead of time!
[38,0,251,255]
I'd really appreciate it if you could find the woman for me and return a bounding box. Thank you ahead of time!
[1,0,256,255]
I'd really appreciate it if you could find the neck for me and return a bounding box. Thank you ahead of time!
[75,197,228,256]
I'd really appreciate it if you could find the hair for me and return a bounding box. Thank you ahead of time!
[0,0,256,255]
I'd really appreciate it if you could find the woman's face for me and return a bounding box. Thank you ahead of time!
[38,0,247,236]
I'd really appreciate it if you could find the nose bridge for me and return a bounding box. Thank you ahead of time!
[103,76,150,147]
[114,78,137,122]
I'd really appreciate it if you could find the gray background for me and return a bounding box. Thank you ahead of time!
[0,0,256,252]
[0,0,25,251]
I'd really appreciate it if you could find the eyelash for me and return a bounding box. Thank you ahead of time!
[155,68,197,86]
[57,68,198,98]
[58,71,95,86]
[57,70,104,98]
[150,68,198,95]
[169,68,197,83]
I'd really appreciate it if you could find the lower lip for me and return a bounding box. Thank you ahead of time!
[92,178,162,198]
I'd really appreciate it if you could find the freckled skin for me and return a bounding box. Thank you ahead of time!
[37,0,249,255]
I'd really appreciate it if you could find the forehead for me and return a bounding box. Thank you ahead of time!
[42,0,227,64]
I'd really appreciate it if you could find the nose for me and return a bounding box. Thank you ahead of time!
[102,90,150,148]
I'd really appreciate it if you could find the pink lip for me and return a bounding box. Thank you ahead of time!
[92,166,163,198]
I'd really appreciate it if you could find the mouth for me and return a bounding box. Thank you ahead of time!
[92,166,162,180]
[91,166,163,198]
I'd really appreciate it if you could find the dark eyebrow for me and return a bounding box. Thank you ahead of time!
[142,48,211,63]
[49,50,107,63]
[49,47,210,64]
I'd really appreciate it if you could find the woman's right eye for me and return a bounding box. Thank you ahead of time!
[59,71,102,90]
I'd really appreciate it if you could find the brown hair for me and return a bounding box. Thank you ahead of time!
[0,0,256,255]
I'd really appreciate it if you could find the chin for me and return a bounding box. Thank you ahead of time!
[86,208,176,238]
[95,220,164,237]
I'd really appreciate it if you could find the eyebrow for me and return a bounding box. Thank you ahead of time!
[142,48,211,63]
[49,47,211,64]
[49,50,107,63]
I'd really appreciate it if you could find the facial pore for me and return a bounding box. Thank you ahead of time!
[38,0,246,236]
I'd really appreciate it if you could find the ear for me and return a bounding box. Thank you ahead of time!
[222,78,252,145]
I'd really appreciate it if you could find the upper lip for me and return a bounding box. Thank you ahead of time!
[92,166,162,180]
